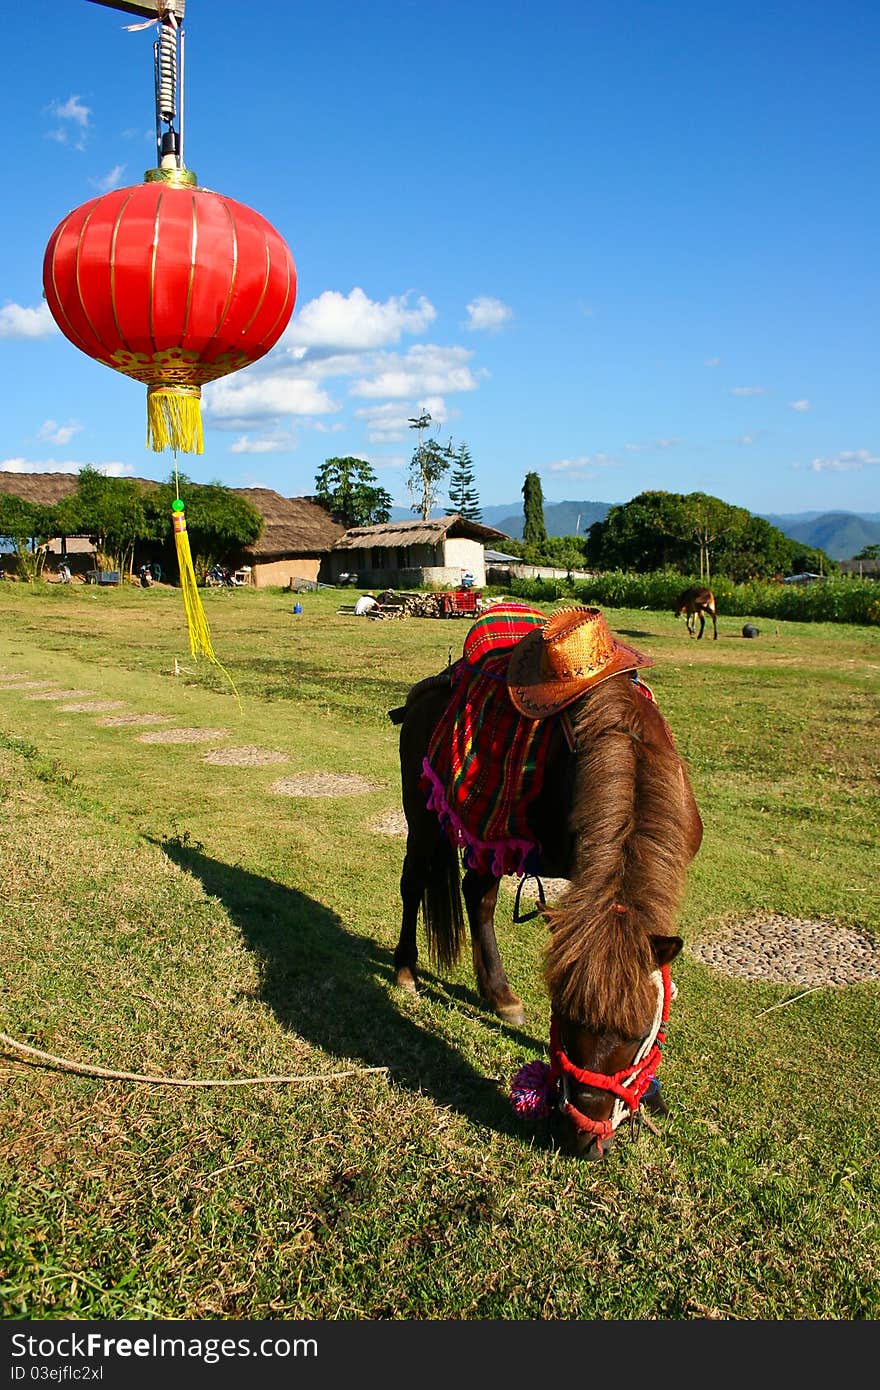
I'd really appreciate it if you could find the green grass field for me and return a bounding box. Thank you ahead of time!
[1,581,878,1320]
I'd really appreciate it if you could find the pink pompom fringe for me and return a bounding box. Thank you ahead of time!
[510,1060,553,1117]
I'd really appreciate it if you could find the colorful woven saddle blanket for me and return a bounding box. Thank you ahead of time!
[420,602,659,878]
[421,646,558,878]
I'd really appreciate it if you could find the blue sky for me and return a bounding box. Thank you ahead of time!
[2,0,878,517]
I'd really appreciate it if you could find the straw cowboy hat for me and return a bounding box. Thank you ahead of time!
[507,605,653,719]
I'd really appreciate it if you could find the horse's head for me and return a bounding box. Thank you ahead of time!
[549,932,683,1160]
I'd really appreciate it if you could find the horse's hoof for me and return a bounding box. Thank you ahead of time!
[496,998,525,1027]
[395,967,418,993]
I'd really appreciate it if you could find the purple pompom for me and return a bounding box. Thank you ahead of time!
[510,1060,553,1117]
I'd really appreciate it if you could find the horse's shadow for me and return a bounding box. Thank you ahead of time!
[154,836,546,1142]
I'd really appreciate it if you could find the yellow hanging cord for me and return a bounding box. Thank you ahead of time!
[171,464,241,711]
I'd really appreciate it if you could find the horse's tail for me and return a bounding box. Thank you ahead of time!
[398,674,466,971]
[420,831,466,970]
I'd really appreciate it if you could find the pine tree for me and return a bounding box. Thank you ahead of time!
[522,471,547,548]
[445,442,482,521]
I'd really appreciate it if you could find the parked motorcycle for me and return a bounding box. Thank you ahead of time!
[205,564,234,587]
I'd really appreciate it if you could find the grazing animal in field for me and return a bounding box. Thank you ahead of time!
[388,604,703,1159]
[675,587,718,640]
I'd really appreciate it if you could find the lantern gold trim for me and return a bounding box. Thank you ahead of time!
[145,167,198,188]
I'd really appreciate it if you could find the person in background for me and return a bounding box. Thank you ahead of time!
[354,593,379,616]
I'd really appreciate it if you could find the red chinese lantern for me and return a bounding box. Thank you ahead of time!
[41,2,297,690]
[43,173,296,456]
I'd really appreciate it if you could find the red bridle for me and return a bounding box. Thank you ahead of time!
[549,964,673,1151]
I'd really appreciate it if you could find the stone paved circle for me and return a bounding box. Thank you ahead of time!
[25,689,94,701]
[689,914,880,987]
[369,808,408,836]
[59,700,128,713]
[202,746,289,767]
[271,772,376,797]
[138,727,230,744]
[98,713,172,727]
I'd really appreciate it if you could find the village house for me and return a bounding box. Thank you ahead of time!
[231,489,345,588]
[326,515,509,590]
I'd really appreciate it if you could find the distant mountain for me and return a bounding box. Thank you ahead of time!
[389,500,613,539]
[760,511,880,561]
[483,500,612,539]
[388,500,880,560]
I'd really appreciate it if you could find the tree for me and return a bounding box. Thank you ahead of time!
[55,466,147,577]
[522,472,547,551]
[0,494,57,581]
[407,412,452,520]
[445,442,482,520]
[141,475,263,580]
[313,457,392,528]
[584,488,831,581]
[586,491,693,572]
[715,513,790,582]
[680,492,749,582]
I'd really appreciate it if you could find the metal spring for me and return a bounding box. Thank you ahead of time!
[157,21,178,123]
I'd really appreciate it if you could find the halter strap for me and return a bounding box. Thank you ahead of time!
[550,964,673,1146]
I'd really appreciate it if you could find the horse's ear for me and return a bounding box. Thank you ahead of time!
[650,934,683,967]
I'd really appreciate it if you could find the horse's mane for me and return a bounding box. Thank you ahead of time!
[543,674,697,1036]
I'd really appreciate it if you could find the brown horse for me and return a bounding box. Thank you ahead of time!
[389,614,703,1159]
[675,586,718,640]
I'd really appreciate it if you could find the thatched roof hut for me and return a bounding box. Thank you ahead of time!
[0,472,156,506]
[333,515,506,551]
[232,489,345,588]
[0,472,343,588]
[328,513,509,590]
[235,489,344,558]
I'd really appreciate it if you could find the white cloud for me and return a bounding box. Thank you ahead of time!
[354,396,450,443]
[349,345,479,400]
[789,399,811,412]
[47,95,91,149]
[464,296,513,332]
[808,450,880,474]
[284,288,436,351]
[624,438,682,454]
[0,302,58,340]
[737,435,755,446]
[229,434,296,455]
[548,454,619,476]
[203,375,339,421]
[704,357,721,368]
[0,458,133,476]
[93,164,126,193]
[37,420,83,446]
[730,385,767,397]
[53,95,90,128]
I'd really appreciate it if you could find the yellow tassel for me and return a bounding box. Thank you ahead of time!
[172,503,241,709]
[148,387,204,455]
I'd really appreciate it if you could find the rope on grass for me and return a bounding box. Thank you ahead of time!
[754,986,824,1017]
[0,1032,389,1088]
